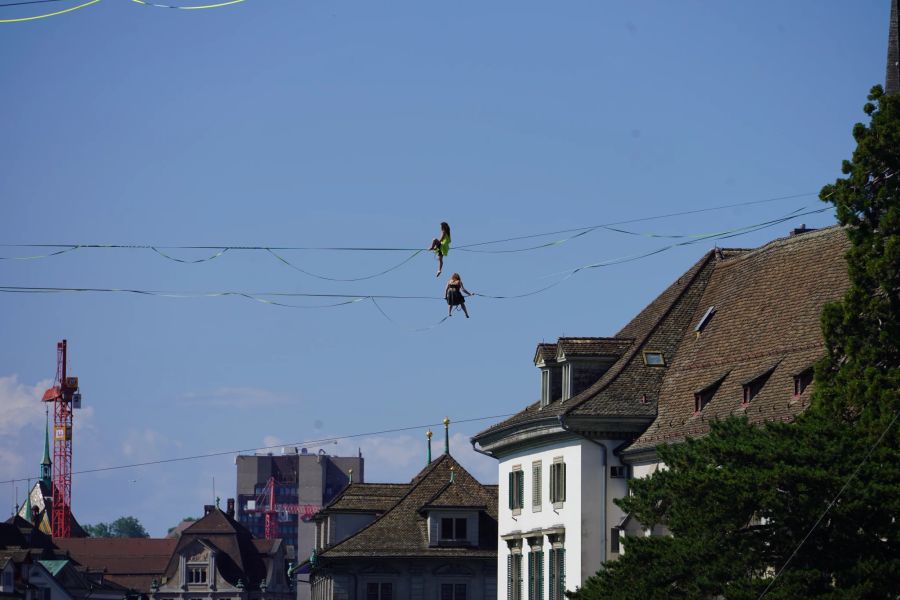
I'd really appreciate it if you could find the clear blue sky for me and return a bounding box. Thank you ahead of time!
[0,0,890,536]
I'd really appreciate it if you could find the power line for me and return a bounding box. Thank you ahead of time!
[0,412,515,486]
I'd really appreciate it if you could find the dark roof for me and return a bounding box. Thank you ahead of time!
[556,337,633,359]
[474,250,718,441]
[317,454,497,559]
[166,508,270,588]
[317,483,410,515]
[533,343,558,365]
[627,226,850,453]
[53,538,176,591]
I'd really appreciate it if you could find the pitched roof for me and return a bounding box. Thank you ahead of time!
[54,538,177,591]
[626,226,850,453]
[474,250,718,441]
[317,454,497,559]
[317,483,409,515]
[533,343,558,365]
[556,337,633,359]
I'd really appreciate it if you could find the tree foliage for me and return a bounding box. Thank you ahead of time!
[84,515,150,538]
[572,87,900,600]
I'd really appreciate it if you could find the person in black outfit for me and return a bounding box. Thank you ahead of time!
[444,272,472,318]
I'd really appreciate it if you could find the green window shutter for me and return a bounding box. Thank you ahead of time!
[560,463,566,502]
[532,464,541,507]
[507,555,513,600]
[548,551,556,600]
[559,549,565,595]
[508,472,514,510]
[549,465,556,503]
[537,551,543,600]
[517,471,524,509]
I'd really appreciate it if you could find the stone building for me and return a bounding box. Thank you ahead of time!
[306,440,498,600]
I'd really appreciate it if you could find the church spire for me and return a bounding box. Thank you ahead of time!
[40,410,51,488]
[888,0,899,94]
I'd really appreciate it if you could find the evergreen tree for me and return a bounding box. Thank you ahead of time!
[571,88,900,599]
[84,515,150,538]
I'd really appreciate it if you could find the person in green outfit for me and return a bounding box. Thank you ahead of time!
[428,222,451,277]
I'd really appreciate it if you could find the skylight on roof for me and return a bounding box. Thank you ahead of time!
[642,351,665,366]
[694,306,716,333]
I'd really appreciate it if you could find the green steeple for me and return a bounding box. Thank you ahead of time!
[40,411,51,488]
[23,482,32,521]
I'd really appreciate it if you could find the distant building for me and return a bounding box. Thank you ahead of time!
[306,430,498,600]
[235,449,362,590]
[57,503,292,600]
[15,418,87,538]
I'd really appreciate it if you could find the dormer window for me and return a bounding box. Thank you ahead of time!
[694,373,728,414]
[741,364,778,406]
[794,368,814,396]
[440,517,468,541]
[187,566,207,585]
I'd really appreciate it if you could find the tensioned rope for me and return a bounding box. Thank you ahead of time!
[0,412,516,486]
[0,0,243,22]
[0,206,830,311]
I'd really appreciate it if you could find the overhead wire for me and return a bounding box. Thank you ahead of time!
[0,0,98,22]
[0,412,516,486]
[0,206,832,309]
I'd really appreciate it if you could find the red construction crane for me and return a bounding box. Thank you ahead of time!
[244,477,320,540]
[41,340,81,539]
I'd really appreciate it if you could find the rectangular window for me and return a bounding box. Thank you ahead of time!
[440,517,468,541]
[610,528,620,554]
[187,566,207,585]
[561,364,571,400]
[549,460,566,504]
[366,583,393,600]
[507,553,523,600]
[441,583,466,600]
[548,548,565,600]
[541,370,550,407]
[527,550,543,600]
[509,468,524,511]
[531,462,542,510]
[610,466,627,479]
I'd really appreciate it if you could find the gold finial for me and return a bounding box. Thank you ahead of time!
[443,417,450,426]
[426,430,433,439]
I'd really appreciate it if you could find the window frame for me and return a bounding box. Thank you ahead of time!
[549,458,566,507]
[440,583,467,600]
[609,465,627,479]
[641,350,666,366]
[509,467,524,514]
[531,461,542,512]
[794,368,814,397]
[540,369,550,408]
[366,582,393,600]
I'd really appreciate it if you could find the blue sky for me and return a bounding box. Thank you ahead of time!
[0,0,891,536]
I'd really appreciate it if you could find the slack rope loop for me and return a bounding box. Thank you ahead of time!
[0,0,98,22]
[151,246,229,264]
[370,298,449,332]
[130,0,244,9]
[267,248,424,282]
[0,246,80,260]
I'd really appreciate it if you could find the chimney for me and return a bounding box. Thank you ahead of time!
[790,224,815,237]
[203,504,214,516]
[226,498,235,518]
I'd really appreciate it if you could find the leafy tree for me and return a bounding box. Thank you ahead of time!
[572,87,900,599]
[84,515,150,538]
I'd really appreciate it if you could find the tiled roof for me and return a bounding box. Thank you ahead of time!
[533,343,558,365]
[53,538,176,576]
[317,483,409,515]
[474,250,718,440]
[627,226,850,453]
[556,337,633,358]
[317,454,497,559]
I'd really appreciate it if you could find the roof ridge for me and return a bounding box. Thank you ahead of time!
[563,250,718,417]
[318,454,460,557]
[715,225,844,267]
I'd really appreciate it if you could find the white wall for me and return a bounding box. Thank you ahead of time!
[495,437,612,599]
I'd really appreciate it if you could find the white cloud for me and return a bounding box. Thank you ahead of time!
[180,387,297,409]
[0,375,52,482]
[262,435,283,449]
[120,428,181,461]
